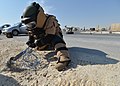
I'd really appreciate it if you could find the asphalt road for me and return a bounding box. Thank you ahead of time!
[64,33,120,60]
[0,33,120,60]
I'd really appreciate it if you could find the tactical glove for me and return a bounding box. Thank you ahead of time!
[35,38,45,47]
[26,41,36,48]
[29,43,36,48]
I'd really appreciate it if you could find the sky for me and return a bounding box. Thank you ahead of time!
[0,0,120,29]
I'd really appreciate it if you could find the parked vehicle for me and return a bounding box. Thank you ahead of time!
[65,27,74,34]
[2,22,28,38]
[0,24,11,35]
[90,28,95,31]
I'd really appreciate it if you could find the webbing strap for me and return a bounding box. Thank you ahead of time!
[57,57,71,64]
[42,15,52,29]
[56,47,68,52]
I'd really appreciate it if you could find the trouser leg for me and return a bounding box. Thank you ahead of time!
[52,35,71,71]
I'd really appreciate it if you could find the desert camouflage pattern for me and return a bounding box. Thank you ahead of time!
[36,11,70,63]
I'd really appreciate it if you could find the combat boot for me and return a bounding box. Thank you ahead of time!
[55,56,71,71]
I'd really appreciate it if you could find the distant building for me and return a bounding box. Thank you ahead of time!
[110,23,120,32]
[101,28,106,31]
[96,25,100,32]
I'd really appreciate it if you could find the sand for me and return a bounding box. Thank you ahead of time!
[0,36,120,86]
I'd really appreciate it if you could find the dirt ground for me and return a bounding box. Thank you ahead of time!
[0,37,120,86]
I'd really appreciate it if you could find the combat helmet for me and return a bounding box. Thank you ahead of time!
[21,2,46,28]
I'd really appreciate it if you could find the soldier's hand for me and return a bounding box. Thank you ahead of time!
[29,43,36,48]
[26,41,31,46]
[26,41,36,48]
[36,39,45,47]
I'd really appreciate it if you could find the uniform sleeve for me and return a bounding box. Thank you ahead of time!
[28,35,35,43]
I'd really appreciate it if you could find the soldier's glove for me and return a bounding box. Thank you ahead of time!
[26,41,36,48]
[36,38,45,47]
[29,43,36,48]
[26,41,31,46]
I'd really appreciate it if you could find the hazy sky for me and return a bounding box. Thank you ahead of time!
[0,0,120,29]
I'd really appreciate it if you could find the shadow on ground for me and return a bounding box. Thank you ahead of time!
[0,74,20,86]
[68,47,119,68]
[45,47,119,69]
